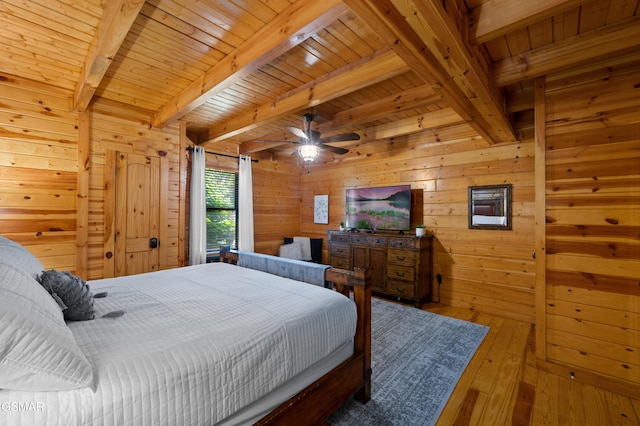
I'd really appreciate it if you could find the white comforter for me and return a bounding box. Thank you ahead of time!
[1,263,357,425]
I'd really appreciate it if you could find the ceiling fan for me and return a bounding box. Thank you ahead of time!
[256,113,360,161]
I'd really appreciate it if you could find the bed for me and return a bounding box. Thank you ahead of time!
[0,237,371,425]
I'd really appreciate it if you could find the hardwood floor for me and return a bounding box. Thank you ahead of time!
[420,304,640,425]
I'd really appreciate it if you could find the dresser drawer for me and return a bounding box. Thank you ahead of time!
[387,248,415,267]
[331,257,352,269]
[329,233,350,243]
[387,238,417,249]
[387,264,415,282]
[330,243,350,258]
[386,280,415,298]
[350,235,386,247]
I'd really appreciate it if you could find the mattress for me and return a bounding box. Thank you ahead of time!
[0,262,357,425]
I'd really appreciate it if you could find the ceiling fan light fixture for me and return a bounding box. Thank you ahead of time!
[298,144,320,162]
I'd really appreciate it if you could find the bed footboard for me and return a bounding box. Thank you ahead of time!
[220,248,372,424]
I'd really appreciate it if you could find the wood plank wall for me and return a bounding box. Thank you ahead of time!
[541,60,640,396]
[0,73,79,271]
[303,122,536,323]
[252,158,302,255]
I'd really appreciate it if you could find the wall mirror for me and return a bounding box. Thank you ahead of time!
[468,184,512,230]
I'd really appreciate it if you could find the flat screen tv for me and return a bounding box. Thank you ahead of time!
[345,185,411,231]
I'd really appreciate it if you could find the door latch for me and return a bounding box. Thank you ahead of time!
[150,238,158,249]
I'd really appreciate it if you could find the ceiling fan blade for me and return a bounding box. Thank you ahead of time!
[320,132,361,143]
[319,144,349,154]
[286,125,308,140]
[253,139,299,144]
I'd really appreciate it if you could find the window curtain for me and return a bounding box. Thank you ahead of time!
[189,146,207,265]
[238,155,255,252]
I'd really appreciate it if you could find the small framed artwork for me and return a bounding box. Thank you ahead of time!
[314,195,329,224]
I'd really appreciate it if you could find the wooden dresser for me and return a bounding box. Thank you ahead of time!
[328,230,433,307]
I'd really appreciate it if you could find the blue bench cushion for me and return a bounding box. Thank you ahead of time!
[237,251,330,286]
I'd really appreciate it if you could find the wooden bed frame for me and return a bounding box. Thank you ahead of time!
[220,249,372,425]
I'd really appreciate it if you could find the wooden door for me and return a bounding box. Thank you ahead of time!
[111,152,167,277]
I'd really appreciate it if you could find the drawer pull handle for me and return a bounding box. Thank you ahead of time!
[396,255,405,261]
[395,287,405,293]
[337,248,344,253]
[337,261,344,267]
[395,271,406,277]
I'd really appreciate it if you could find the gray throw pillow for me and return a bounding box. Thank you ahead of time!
[38,270,95,321]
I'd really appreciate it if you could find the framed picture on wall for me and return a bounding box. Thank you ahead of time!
[314,195,329,224]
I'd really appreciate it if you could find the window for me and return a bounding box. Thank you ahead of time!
[205,169,238,252]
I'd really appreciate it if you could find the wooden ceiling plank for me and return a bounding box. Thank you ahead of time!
[145,0,241,51]
[494,16,640,87]
[305,34,352,67]
[133,12,223,61]
[552,6,581,43]
[528,18,555,50]
[202,48,410,144]
[469,0,587,44]
[114,40,203,81]
[345,0,516,144]
[484,36,512,62]
[339,11,388,52]
[505,26,532,57]
[179,0,266,40]
[73,0,146,112]
[123,21,219,73]
[95,74,172,104]
[1,0,97,43]
[106,51,197,86]
[283,45,337,79]
[605,0,640,24]
[579,0,612,33]
[325,15,379,57]
[0,15,89,65]
[152,0,349,128]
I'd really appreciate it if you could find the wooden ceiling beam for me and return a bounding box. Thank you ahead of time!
[151,0,348,129]
[201,47,410,145]
[493,17,640,87]
[361,107,464,141]
[239,129,299,154]
[469,0,586,45]
[317,84,441,133]
[345,0,517,144]
[240,140,292,154]
[73,0,145,112]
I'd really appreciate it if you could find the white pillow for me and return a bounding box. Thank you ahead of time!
[0,261,94,391]
[0,235,44,279]
[279,242,304,260]
[293,236,312,261]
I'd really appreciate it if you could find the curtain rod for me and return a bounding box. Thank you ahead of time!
[187,146,258,163]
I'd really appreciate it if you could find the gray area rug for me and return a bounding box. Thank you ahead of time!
[329,297,489,426]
